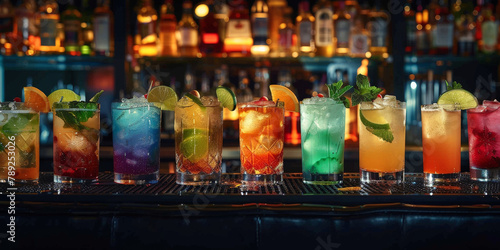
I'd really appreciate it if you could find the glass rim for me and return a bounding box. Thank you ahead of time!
[238,102,284,109]
[421,103,461,111]
[0,102,39,113]
[360,101,406,109]
[300,101,345,107]
[52,102,100,111]
[112,101,162,109]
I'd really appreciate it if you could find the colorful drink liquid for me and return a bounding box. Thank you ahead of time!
[421,104,461,185]
[359,96,406,183]
[467,100,500,181]
[112,100,161,184]
[175,96,223,185]
[53,102,100,183]
[0,103,39,183]
[239,100,284,187]
[301,97,345,184]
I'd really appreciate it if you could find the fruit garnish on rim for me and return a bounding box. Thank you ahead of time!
[146,85,178,111]
[23,86,50,112]
[352,74,394,143]
[216,85,237,111]
[269,85,299,112]
[437,81,478,110]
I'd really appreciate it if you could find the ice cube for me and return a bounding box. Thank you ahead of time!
[201,96,220,107]
[382,95,399,108]
[240,110,271,134]
[483,100,500,111]
[176,96,194,108]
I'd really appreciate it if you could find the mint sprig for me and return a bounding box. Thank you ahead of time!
[54,102,99,131]
[445,80,462,91]
[351,74,382,106]
[326,80,353,108]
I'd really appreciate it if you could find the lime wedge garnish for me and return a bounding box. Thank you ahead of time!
[359,110,394,143]
[182,128,208,139]
[147,86,178,111]
[180,133,209,163]
[185,92,206,110]
[216,86,237,111]
[437,89,478,110]
[48,89,80,109]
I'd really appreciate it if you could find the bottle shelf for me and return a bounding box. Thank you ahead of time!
[138,55,386,71]
[0,55,114,71]
[404,54,500,73]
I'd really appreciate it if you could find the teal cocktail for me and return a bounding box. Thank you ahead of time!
[300,97,345,184]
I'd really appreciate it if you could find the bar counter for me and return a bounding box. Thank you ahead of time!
[1,172,500,249]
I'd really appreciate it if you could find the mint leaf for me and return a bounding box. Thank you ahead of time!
[445,81,463,91]
[326,80,353,108]
[351,74,382,106]
[54,102,99,131]
[89,90,104,102]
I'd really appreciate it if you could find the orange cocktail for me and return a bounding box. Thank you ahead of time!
[421,104,461,184]
[359,96,406,183]
[239,99,284,187]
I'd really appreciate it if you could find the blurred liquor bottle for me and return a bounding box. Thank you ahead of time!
[177,0,199,57]
[62,0,82,56]
[368,0,389,57]
[80,0,93,56]
[350,17,369,57]
[14,0,37,56]
[267,0,287,57]
[38,0,60,54]
[137,0,158,57]
[478,1,498,53]
[334,1,351,56]
[223,0,252,56]
[405,0,416,54]
[278,7,295,57]
[251,0,269,56]
[454,0,475,56]
[415,0,430,55]
[314,0,334,57]
[430,0,454,55]
[159,0,177,56]
[214,0,229,49]
[94,0,114,57]
[0,0,13,56]
[296,0,315,56]
[199,0,223,56]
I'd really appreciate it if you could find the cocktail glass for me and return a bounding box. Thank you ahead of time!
[53,102,100,183]
[467,100,500,181]
[359,95,406,184]
[112,100,161,184]
[301,98,345,184]
[0,102,40,183]
[239,100,285,187]
[421,104,461,185]
[175,96,223,185]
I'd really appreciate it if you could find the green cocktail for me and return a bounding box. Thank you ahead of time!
[301,97,345,184]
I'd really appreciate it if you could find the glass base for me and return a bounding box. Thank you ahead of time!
[303,173,343,185]
[241,174,283,191]
[360,169,404,184]
[54,175,98,184]
[424,173,460,186]
[114,171,159,185]
[470,167,500,182]
[176,172,220,185]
